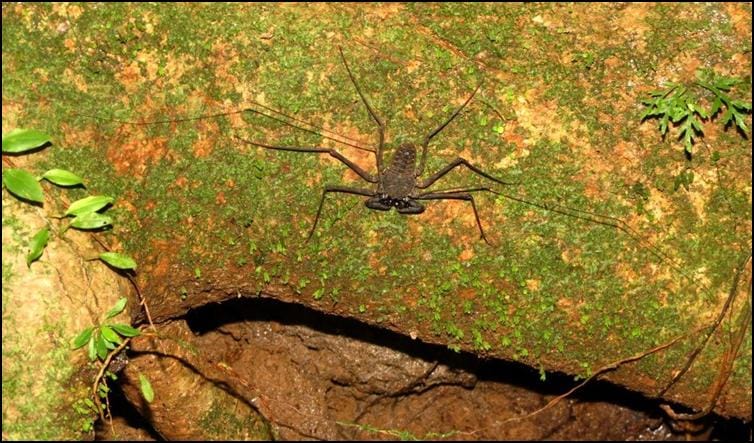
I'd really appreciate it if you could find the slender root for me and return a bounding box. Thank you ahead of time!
[91,338,131,421]
[660,253,752,421]
[657,252,751,401]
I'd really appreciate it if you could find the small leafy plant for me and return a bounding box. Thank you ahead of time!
[61,195,115,232]
[336,421,460,441]
[2,128,117,266]
[3,129,82,203]
[71,296,154,425]
[72,398,100,433]
[3,127,152,433]
[72,298,140,362]
[640,69,752,154]
[139,373,154,403]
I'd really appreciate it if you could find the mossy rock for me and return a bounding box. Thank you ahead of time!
[119,320,272,440]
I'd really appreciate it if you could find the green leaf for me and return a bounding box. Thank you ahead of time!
[683,136,693,153]
[64,195,113,216]
[69,212,113,230]
[690,116,703,133]
[87,332,97,361]
[73,326,95,349]
[733,113,748,134]
[659,115,669,135]
[3,168,44,203]
[103,337,117,350]
[105,297,128,319]
[42,169,84,187]
[670,86,686,101]
[98,383,110,397]
[110,323,141,337]
[2,128,50,153]
[731,100,751,111]
[139,374,154,403]
[95,333,108,360]
[83,398,96,410]
[313,287,325,300]
[721,108,734,125]
[100,325,123,345]
[709,97,722,117]
[99,252,137,270]
[26,228,49,267]
[714,77,738,90]
[692,103,708,119]
[670,107,688,123]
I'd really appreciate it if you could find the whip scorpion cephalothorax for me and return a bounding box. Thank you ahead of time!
[235,47,517,244]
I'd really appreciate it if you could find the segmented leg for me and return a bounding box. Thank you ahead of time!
[420,185,685,270]
[338,46,386,174]
[308,185,376,241]
[365,197,391,211]
[396,200,425,214]
[243,105,374,153]
[492,190,684,273]
[417,84,482,177]
[415,190,490,244]
[235,136,377,183]
[418,157,517,189]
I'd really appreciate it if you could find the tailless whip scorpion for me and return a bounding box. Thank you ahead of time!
[235,47,516,244]
[86,47,680,271]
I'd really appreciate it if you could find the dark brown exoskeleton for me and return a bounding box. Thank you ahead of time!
[237,47,516,244]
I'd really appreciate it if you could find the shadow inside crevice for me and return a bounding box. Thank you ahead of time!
[95,381,163,441]
[180,297,750,440]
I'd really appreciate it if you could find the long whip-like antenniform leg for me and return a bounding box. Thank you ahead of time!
[417,84,482,177]
[242,105,374,153]
[418,157,517,189]
[338,46,385,174]
[416,186,499,196]
[308,185,375,241]
[419,186,686,276]
[234,136,378,183]
[416,191,491,244]
[490,190,686,276]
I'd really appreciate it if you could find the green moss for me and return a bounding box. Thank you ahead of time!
[1,272,90,439]
[199,396,271,440]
